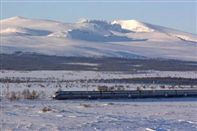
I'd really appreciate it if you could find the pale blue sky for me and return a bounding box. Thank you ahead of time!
[1,0,197,34]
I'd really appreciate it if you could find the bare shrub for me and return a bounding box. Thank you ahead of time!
[80,103,91,108]
[22,89,39,99]
[27,84,32,88]
[31,90,39,99]
[39,84,45,88]
[97,86,108,92]
[109,87,115,91]
[136,87,141,91]
[107,102,114,105]
[42,107,52,112]
[5,89,41,101]
[8,91,17,101]
[169,86,175,89]
[22,89,32,99]
[6,91,20,101]
[160,85,165,89]
[117,86,125,91]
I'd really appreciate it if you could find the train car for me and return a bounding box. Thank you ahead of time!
[52,90,197,100]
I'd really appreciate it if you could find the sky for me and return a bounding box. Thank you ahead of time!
[1,0,197,34]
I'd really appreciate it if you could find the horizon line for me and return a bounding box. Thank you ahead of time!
[1,0,197,3]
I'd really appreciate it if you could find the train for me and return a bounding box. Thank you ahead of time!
[52,89,197,100]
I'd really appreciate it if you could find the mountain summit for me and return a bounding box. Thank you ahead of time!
[1,16,197,61]
[112,20,154,33]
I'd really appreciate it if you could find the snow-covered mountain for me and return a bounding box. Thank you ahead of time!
[1,16,197,61]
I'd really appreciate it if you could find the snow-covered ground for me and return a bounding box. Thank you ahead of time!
[1,70,197,80]
[0,70,197,130]
[1,70,196,95]
[1,98,197,131]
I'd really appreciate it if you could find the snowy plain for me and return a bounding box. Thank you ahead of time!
[1,98,197,131]
[1,70,196,94]
[0,70,197,131]
[1,70,197,80]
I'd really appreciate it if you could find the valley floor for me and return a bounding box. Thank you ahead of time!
[0,70,197,131]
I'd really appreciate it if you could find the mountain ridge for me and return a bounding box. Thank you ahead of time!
[1,16,197,61]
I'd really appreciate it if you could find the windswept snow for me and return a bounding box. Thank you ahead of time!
[174,34,197,43]
[1,97,197,131]
[0,27,51,36]
[0,27,26,34]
